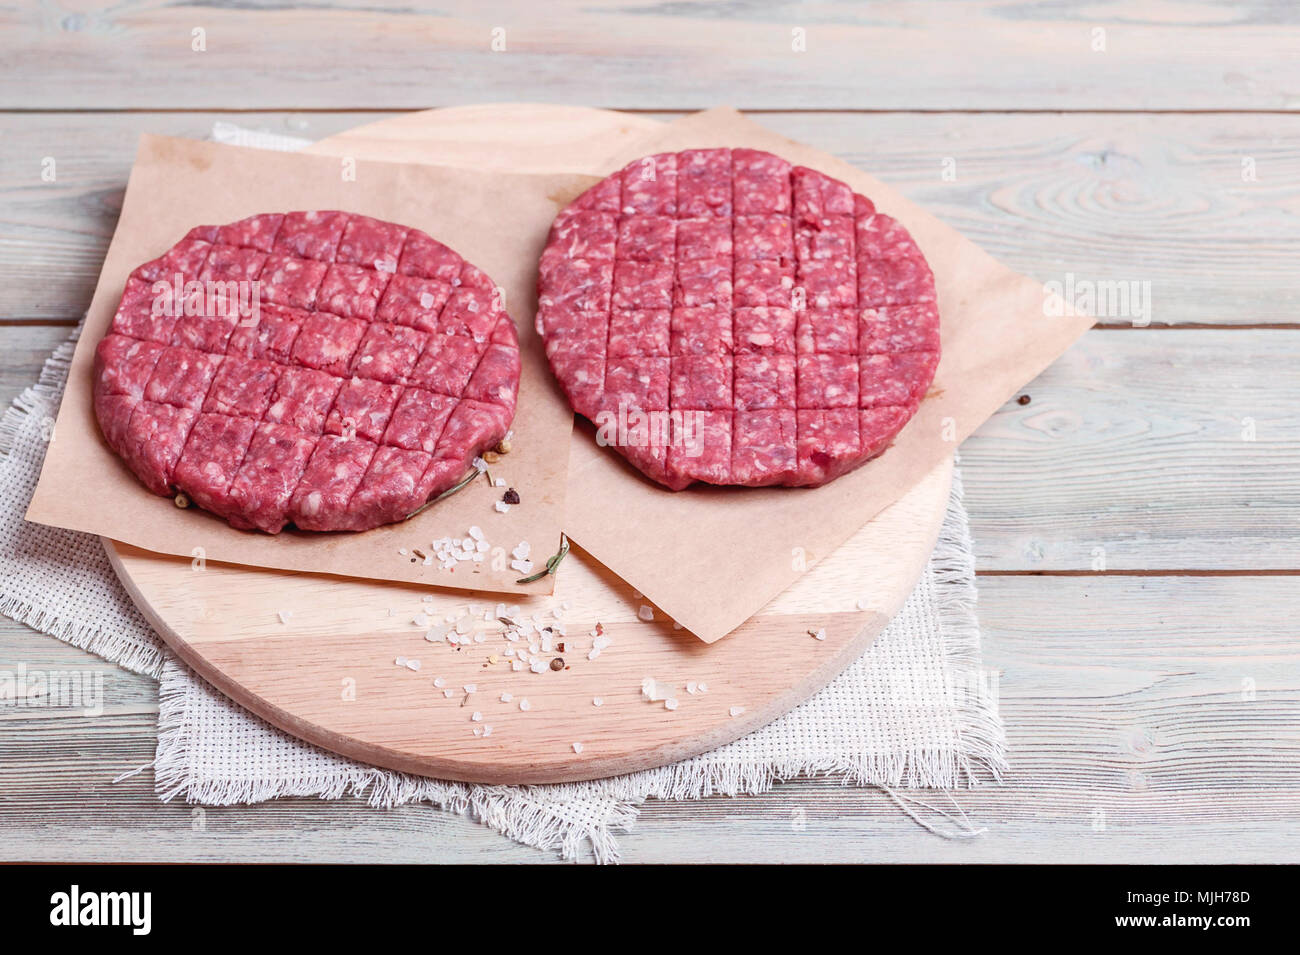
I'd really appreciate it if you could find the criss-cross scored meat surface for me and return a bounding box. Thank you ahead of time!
[536,148,940,490]
[93,211,520,532]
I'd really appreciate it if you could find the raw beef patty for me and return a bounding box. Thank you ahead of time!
[94,211,519,532]
[536,148,939,490]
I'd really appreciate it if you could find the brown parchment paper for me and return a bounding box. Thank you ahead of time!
[26,134,584,595]
[556,109,1096,641]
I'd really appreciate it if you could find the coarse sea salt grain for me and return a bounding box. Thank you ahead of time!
[463,684,477,693]
[443,688,455,698]
[513,542,530,560]
[637,605,654,622]
[572,742,584,754]
[277,610,292,625]
[468,525,484,541]
[593,697,603,707]
[518,699,530,711]
[729,705,744,717]
[641,677,673,702]
[855,596,870,611]
[405,659,421,672]
[495,501,511,514]
[812,628,827,641]
[664,698,679,711]
[482,725,493,737]
[471,711,482,722]
[500,692,513,702]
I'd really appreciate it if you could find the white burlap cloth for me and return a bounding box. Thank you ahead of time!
[0,127,1005,859]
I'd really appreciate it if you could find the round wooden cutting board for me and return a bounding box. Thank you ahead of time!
[105,105,955,784]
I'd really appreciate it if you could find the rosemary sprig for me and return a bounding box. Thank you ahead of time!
[404,468,479,521]
[516,533,570,584]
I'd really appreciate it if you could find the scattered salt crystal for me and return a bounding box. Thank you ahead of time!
[641,677,673,702]
[592,635,612,651]
[419,292,435,309]
[463,684,477,693]
[494,477,506,487]
[412,613,429,628]
[395,656,407,667]
[443,688,455,698]
[471,711,482,722]
[473,726,483,737]
[455,616,473,635]
[433,677,445,688]
[511,661,523,671]
[587,649,601,661]
[593,697,603,707]
[529,660,546,673]
[468,525,484,541]
[482,725,492,737]
[637,605,654,622]
[510,558,533,573]
[811,628,827,641]
[572,742,584,754]
[476,540,490,553]
[399,548,408,556]
[512,542,531,560]
[518,699,530,711]
[277,610,292,625]
[500,692,513,702]
[672,622,683,631]
[471,456,488,472]
[426,623,449,642]
[855,596,870,611]
[473,631,486,643]
[495,501,511,513]
[405,659,421,672]
[698,683,709,693]
[729,705,744,717]
[664,698,679,711]
[686,681,698,695]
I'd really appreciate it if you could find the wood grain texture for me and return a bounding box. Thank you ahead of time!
[2,111,1295,324]
[5,2,1300,111]
[962,328,1300,571]
[3,574,1295,862]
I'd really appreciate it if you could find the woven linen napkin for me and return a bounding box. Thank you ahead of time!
[1,330,1004,861]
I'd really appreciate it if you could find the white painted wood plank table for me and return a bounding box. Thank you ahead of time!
[1,2,1297,863]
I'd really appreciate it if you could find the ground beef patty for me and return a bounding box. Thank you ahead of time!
[536,148,940,490]
[94,211,519,532]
